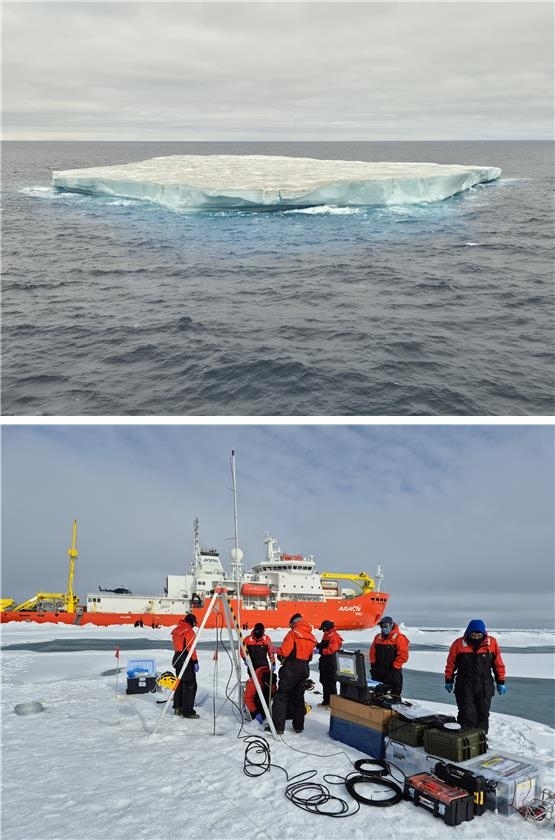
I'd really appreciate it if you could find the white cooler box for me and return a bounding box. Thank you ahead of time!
[457,752,539,817]
[385,739,437,780]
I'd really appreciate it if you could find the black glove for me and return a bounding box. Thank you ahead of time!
[319,639,329,650]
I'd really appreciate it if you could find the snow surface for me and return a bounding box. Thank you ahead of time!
[51,154,502,210]
[2,623,553,840]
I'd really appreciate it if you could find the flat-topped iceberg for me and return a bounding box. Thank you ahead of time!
[52,154,502,210]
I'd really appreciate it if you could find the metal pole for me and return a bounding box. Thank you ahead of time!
[220,595,278,737]
[230,450,241,630]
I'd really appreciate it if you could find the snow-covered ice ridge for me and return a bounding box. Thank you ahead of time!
[52,154,502,210]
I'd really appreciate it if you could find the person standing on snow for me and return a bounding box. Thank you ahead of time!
[369,616,409,696]
[171,613,200,719]
[444,619,507,733]
[242,622,277,671]
[269,613,317,735]
[316,620,343,707]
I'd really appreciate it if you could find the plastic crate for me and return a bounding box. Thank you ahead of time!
[385,739,436,779]
[126,658,156,677]
[456,752,539,817]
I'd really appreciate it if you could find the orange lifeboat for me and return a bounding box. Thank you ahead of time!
[241,583,271,597]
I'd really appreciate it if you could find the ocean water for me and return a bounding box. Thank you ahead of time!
[2,140,553,416]
[2,636,552,727]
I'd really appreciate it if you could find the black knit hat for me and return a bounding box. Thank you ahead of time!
[253,622,265,638]
[184,613,197,626]
[319,620,334,632]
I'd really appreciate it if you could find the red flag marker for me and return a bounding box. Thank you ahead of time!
[115,646,120,660]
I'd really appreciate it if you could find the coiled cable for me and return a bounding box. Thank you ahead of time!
[243,736,272,778]
[354,758,389,777]
[345,773,403,807]
[285,771,357,817]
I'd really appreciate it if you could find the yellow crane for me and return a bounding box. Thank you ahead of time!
[320,571,376,593]
[1,520,80,613]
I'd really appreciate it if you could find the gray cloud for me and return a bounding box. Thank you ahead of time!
[1,424,553,627]
[2,2,553,139]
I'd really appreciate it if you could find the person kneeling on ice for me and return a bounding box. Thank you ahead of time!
[245,665,276,724]
[316,620,343,707]
[171,613,200,719]
[444,619,507,733]
[268,613,316,735]
[369,616,409,697]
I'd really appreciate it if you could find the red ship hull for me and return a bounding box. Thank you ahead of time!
[1,590,389,631]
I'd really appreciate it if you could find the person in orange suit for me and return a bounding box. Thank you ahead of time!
[244,665,276,724]
[444,619,506,733]
[241,622,277,670]
[269,613,316,735]
[369,616,409,696]
[316,620,343,707]
[171,613,200,719]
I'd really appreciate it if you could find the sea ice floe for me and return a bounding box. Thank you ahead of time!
[52,154,502,210]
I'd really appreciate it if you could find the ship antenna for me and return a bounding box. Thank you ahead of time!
[375,563,383,592]
[193,516,201,571]
[229,450,244,626]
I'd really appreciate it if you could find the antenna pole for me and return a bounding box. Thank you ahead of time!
[231,450,239,559]
[193,516,200,570]
[230,450,242,630]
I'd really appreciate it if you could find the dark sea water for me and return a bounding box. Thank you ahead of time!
[3,636,553,727]
[2,140,553,416]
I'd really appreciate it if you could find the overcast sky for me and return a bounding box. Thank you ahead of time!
[1,424,553,628]
[2,2,553,141]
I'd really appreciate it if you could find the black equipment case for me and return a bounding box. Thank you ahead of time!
[404,773,475,826]
[423,728,487,762]
[433,761,489,816]
[126,675,157,694]
[388,715,457,747]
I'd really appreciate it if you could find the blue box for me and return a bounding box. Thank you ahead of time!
[126,658,156,677]
[329,715,386,758]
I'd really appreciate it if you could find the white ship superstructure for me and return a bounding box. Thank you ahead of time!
[246,533,326,605]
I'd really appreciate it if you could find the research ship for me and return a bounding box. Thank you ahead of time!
[0,519,389,631]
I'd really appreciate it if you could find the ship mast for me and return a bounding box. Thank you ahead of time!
[229,450,244,621]
[192,516,201,571]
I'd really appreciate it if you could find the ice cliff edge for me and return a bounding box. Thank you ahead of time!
[52,154,502,210]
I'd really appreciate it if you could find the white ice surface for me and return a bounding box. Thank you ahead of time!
[2,623,553,840]
[52,154,502,210]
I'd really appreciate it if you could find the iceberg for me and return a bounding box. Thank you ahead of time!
[52,154,502,210]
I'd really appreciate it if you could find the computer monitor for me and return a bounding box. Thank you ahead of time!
[335,649,367,688]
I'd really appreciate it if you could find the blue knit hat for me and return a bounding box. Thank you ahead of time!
[465,619,486,635]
